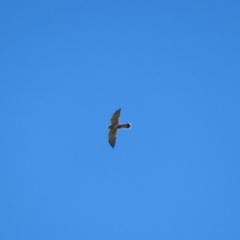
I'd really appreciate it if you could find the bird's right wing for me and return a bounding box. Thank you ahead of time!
[110,108,121,124]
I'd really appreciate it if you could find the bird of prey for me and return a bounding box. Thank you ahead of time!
[108,108,131,148]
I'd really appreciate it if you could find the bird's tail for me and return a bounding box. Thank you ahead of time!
[118,123,131,129]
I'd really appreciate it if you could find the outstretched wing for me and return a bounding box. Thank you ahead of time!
[108,128,118,148]
[110,108,121,124]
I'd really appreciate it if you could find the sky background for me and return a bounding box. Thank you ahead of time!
[0,0,240,239]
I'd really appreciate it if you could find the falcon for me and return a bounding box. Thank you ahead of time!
[108,108,131,148]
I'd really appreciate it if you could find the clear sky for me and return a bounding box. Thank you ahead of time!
[0,1,240,239]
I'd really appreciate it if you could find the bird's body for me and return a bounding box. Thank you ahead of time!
[108,123,131,130]
[108,108,131,148]
[108,123,119,129]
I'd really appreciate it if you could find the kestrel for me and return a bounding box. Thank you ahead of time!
[108,108,131,148]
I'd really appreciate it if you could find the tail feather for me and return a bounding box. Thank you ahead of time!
[119,123,131,129]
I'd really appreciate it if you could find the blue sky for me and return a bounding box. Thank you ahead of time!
[0,1,240,239]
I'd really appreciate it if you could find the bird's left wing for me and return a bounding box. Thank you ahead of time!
[108,128,118,148]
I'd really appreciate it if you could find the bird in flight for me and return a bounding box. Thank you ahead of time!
[108,108,131,148]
